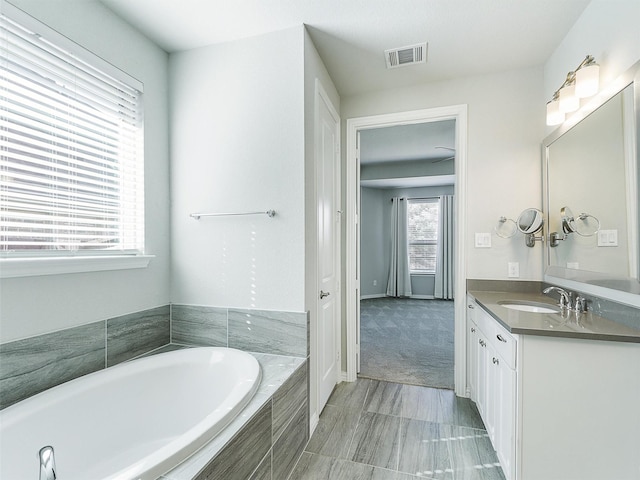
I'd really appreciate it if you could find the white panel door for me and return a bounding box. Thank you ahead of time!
[316,82,340,414]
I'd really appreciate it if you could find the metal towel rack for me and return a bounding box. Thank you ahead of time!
[190,210,276,220]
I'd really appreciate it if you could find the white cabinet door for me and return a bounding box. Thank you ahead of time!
[483,340,498,443]
[467,298,479,401]
[494,357,516,480]
[475,328,489,420]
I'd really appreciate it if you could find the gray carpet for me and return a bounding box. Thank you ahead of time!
[359,297,455,389]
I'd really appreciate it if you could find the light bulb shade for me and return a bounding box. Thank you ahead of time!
[546,99,564,126]
[559,84,579,113]
[575,63,599,98]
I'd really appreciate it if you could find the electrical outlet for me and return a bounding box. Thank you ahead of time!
[373,280,377,286]
[508,262,520,278]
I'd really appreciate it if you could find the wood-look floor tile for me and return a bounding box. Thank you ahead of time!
[327,377,371,409]
[397,418,453,480]
[347,412,401,470]
[437,390,485,430]
[446,425,505,480]
[402,384,444,423]
[306,405,361,458]
[364,380,403,416]
[290,452,420,480]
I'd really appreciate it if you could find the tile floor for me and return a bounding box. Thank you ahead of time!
[289,378,506,480]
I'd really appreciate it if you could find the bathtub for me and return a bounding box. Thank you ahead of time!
[0,347,261,480]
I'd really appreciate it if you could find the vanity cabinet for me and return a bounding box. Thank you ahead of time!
[467,295,516,479]
[467,293,640,480]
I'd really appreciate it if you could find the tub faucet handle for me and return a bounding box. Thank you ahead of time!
[39,446,57,480]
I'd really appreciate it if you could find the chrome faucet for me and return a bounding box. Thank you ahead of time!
[543,286,571,309]
[38,446,57,480]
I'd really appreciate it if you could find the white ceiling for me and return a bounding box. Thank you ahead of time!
[360,121,456,164]
[100,0,591,97]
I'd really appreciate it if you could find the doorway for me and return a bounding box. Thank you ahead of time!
[345,106,468,397]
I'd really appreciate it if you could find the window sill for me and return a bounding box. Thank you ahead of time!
[0,255,155,279]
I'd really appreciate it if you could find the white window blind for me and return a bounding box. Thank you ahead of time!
[407,199,439,273]
[0,5,144,256]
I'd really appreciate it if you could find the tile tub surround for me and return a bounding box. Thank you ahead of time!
[171,304,309,357]
[159,354,308,480]
[1,304,308,409]
[0,305,170,409]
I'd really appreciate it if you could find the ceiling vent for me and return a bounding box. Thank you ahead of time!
[384,43,427,69]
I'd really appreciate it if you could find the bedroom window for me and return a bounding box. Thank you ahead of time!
[0,6,144,257]
[407,199,439,274]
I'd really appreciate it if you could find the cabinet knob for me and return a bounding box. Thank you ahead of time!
[492,357,499,365]
[496,334,507,343]
[471,327,476,333]
[468,304,475,309]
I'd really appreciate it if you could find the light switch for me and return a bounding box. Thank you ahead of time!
[475,233,491,248]
[598,229,618,247]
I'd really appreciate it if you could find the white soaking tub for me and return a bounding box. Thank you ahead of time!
[0,347,261,480]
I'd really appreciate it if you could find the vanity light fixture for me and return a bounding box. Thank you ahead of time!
[546,55,600,126]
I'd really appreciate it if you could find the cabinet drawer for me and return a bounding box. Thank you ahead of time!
[490,318,517,369]
[476,307,517,369]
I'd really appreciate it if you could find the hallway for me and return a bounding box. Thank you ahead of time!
[359,298,455,389]
[289,378,505,479]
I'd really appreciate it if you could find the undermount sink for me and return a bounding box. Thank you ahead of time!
[497,300,561,314]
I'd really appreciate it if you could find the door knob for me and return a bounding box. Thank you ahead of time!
[320,290,330,299]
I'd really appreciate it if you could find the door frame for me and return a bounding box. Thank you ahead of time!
[345,105,468,397]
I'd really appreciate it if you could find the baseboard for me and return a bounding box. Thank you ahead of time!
[309,412,319,438]
[340,371,349,382]
[359,294,386,300]
[360,294,437,300]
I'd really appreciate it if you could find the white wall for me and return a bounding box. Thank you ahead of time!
[0,0,171,343]
[343,66,546,285]
[169,27,306,312]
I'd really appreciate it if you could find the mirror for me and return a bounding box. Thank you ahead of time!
[517,208,544,234]
[517,208,544,247]
[543,60,640,306]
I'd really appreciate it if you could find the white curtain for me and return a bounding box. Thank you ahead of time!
[386,197,412,297]
[434,195,455,300]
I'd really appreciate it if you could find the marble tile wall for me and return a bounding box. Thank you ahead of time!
[0,305,170,409]
[171,305,309,358]
[1,303,308,410]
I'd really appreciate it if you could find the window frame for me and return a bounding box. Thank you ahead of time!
[407,198,439,275]
[0,2,151,278]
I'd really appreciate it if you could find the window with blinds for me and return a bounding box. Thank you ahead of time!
[407,199,439,273]
[0,5,144,256]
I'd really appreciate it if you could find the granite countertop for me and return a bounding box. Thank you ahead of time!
[468,290,640,343]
